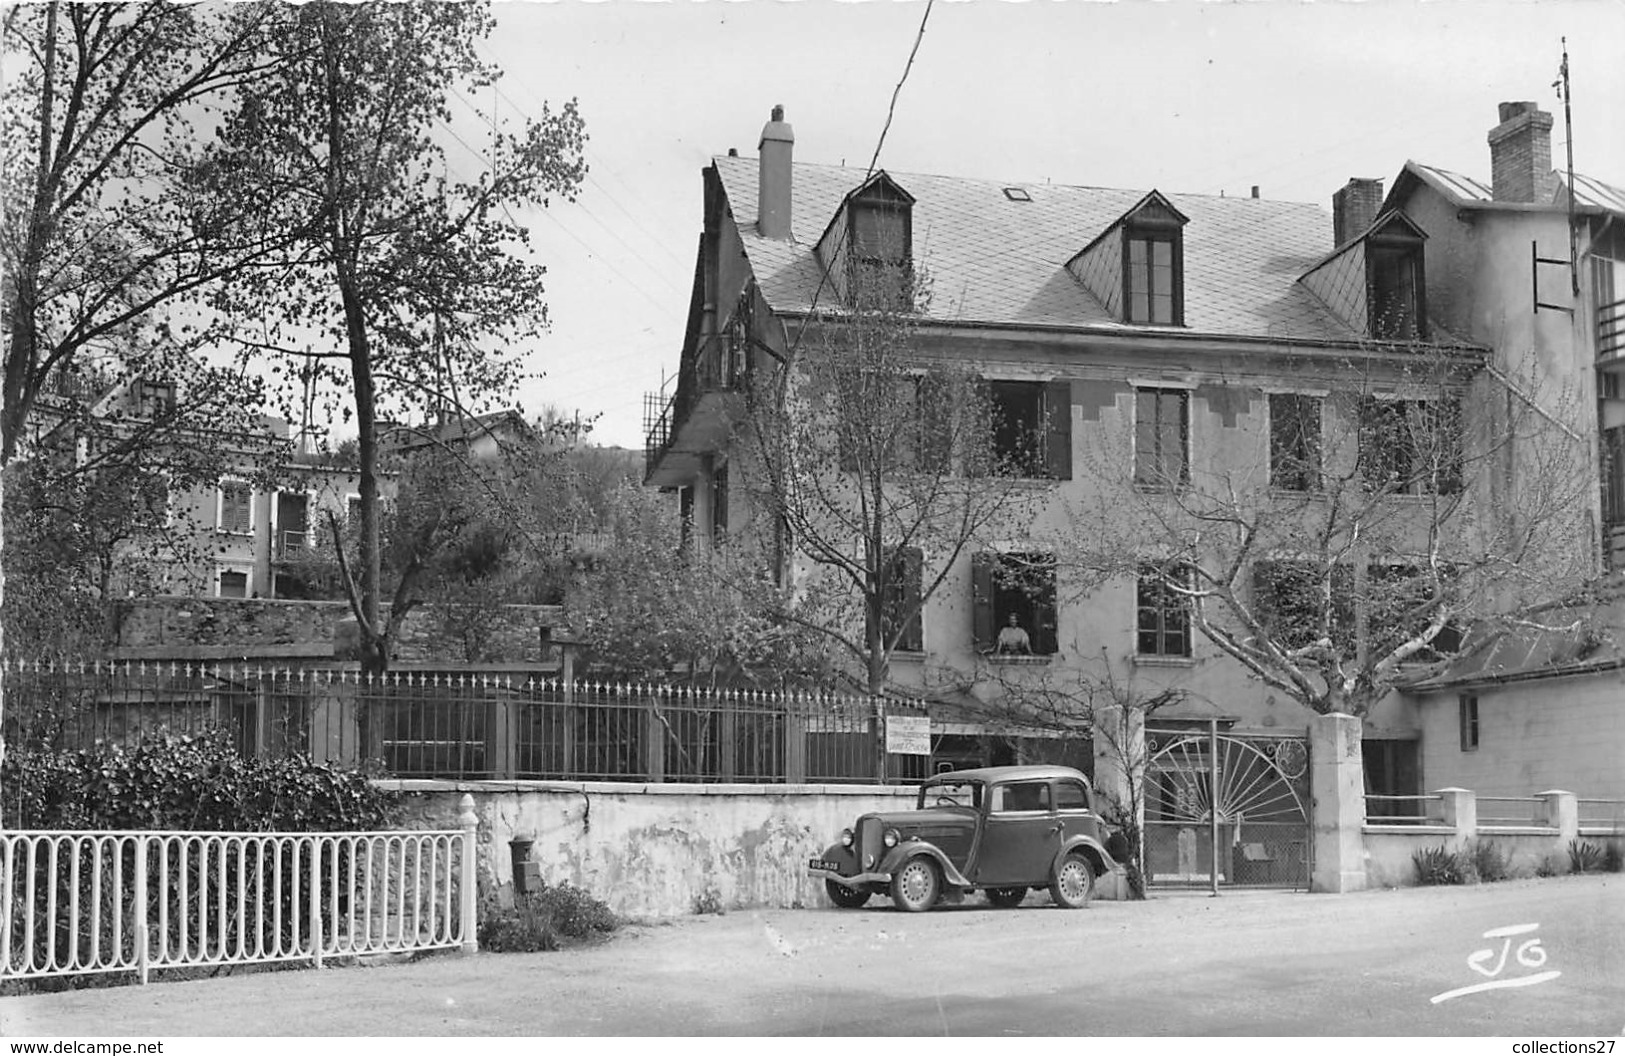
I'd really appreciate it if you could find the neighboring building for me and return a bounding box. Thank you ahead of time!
[644,103,1619,811]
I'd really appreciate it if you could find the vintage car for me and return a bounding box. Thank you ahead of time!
[808,764,1121,912]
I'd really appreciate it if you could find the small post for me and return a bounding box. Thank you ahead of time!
[135,835,149,985]
[309,837,324,969]
[1435,787,1477,847]
[459,793,479,955]
[1536,790,1578,842]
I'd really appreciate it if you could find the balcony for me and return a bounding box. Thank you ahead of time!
[1599,297,1625,368]
[274,528,307,559]
[643,335,749,488]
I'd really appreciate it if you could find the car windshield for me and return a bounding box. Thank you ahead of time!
[920,780,980,810]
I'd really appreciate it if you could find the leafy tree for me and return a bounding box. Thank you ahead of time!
[564,481,825,685]
[745,269,1041,692]
[1,1,283,467]
[198,2,587,675]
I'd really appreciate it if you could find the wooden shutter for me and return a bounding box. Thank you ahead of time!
[971,552,996,653]
[1043,380,1072,481]
[900,546,924,652]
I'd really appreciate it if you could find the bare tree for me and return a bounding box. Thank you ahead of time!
[745,269,1042,693]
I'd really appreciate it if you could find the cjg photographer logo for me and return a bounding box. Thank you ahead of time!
[1430,923,1561,1004]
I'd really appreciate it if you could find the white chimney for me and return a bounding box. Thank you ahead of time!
[757,105,793,240]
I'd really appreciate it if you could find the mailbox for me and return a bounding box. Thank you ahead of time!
[509,837,539,894]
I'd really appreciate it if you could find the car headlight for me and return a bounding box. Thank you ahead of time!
[840,828,854,848]
[883,828,899,848]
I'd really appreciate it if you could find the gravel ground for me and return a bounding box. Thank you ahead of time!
[1,874,1620,1037]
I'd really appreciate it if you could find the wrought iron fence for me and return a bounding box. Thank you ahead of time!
[1,800,477,984]
[1,661,931,785]
[1476,796,1544,828]
[1364,793,1441,825]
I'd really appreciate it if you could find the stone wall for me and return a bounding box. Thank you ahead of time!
[109,596,564,664]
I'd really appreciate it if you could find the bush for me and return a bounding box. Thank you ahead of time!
[479,882,618,952]
[2,729,400,992]
[1568,840,1605,874]
[1,728,398,832]
[1470,840,1510,883]
[1413,844,1471,885]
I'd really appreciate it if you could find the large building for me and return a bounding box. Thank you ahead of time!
[644,101,1623,821]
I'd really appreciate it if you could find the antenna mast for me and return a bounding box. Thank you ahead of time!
[1557,37,1579,295]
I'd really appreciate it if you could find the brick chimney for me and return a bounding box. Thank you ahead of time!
[757,105,794,240]
[1487,101,1557,204]
[1332,177,1384,246]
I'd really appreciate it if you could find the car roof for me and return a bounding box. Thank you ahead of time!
[922,764,1089,785]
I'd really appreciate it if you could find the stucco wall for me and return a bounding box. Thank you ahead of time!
[394,781,1126,918]
[1361,824,1601,887]
[1414,669,1625,799]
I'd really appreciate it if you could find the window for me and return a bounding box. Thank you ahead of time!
[217,480,253,535]
[132,472,172,530]
[1269,394,1322,491]
[1126,231,1180,324]
[1603,426,1625,525]
[1134,387,1189,487]
[1363,739,1421,819]
[992,781,1050,813]
[137,380,175,418]
[1368,238,1425,340]
[1357,397,1462,495]
[217,568,250,599]
[981,380,1071,479]
[1054,779,1091,811]
[346,494,362,523]
[1251,560,1354,656]
[678,486,695,551]
[846,180,913,309]
[275,491,309,557]
[911,372,955,475]
[1137,563,1191,658]
[971,551,1058,656]
[1459,694,1479,751]
[876,545,924,653]
[1367,564,1463,663]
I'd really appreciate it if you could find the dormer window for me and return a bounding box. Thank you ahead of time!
[1120,194,1186,326]
[1365,212,1427,341]
[843,174,914,309]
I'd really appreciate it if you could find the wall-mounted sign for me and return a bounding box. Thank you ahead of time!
[885,715,931,755]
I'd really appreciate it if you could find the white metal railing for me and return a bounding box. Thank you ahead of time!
[1476,795,1544,827]
[1363,793,1441,825]
[2,795,478,985]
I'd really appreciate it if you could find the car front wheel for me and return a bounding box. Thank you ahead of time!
[890,856,940,913]
[985,886,1027,908]
[825,879,871,909]
[1049,854,1095,909]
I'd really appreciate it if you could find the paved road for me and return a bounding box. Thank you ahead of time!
[2,875,1621,1036]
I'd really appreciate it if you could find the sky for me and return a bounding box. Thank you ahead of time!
[465,0,1625,451]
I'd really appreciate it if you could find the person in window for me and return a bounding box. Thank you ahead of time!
[996,613,1032,655]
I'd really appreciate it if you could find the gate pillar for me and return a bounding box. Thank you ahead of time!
[1309,713,1366,893]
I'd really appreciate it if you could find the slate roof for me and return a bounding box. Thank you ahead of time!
[1403,601,1625,692]
[712,155,1361,343]
[1398,160,1625,217]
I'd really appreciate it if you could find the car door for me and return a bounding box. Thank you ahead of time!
[973,780,1060,886]
[1054,777,1102,844]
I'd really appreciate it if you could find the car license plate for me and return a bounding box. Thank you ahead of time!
[808,857,843,873]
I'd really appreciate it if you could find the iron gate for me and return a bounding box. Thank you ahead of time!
[1142,728,1311,890]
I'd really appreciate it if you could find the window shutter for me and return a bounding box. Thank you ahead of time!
[966,380,993,477]
[971,552,996,652]
[1043,380,1072,481]
[901,546,924,652]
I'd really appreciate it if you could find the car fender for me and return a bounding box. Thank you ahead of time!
[878,841,972,888]
[1052,835,1115,877]
[814,843,859,873]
